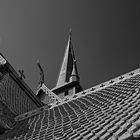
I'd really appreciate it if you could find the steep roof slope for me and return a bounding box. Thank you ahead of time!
[0,53,43,115]
[1,68,140,140]
[0,53,44,134]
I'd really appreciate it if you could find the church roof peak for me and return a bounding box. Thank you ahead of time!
[56,30,80,87]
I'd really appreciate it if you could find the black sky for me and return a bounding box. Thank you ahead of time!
[0,0,140,92]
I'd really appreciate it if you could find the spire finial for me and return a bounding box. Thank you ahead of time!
[37,60,44,87]
[69,28,72,41]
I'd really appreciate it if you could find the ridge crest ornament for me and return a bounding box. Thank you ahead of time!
[0,55,6,65]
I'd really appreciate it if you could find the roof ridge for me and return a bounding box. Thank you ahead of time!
[15,105,48,121]
[55,67,140,105]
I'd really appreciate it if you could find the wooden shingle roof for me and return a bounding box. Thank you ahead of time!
[1,68,140,140]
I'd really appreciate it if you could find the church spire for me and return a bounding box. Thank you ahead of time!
[56,29,80,87]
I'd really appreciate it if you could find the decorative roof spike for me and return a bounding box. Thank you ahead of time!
[69,28,72,41]
[18,69,26,80]
[56,30,80,87]
[37,60,44,87]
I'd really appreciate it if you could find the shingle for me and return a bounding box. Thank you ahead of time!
[118,131,132,140]
[133,128,140,138]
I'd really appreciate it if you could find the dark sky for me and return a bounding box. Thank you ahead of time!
[0,0,140,92]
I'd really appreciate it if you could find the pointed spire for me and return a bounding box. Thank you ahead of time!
[70,60,80,82]
[56,29,80,87]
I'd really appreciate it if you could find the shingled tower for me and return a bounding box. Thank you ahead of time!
[52,30,83,99]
